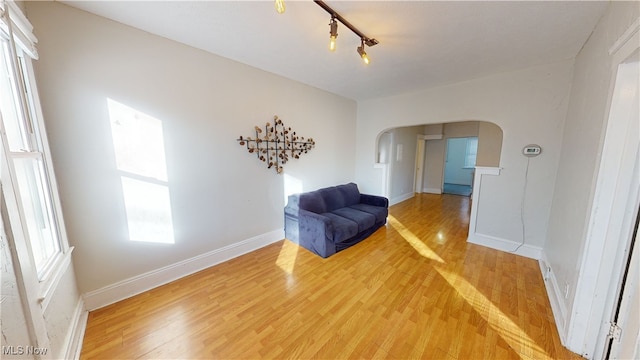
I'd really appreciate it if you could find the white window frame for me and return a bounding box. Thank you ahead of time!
[0,0,73,312]
[463,136,478,169]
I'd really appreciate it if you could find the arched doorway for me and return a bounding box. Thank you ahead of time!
[375,121,503,205]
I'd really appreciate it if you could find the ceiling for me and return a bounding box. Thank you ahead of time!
[59,1,609,101]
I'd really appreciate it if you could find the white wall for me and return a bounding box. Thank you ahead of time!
[477,122,503,167]
[26,2,356,300]
[544,1,640,354]
[355,61,573,250]
[387,126,423,204]
[423,139,445,193]
[42,264,81,359]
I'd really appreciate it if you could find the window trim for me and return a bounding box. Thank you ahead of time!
[463,137,478,169]
[0,0,72,311]
[16,42,73,310]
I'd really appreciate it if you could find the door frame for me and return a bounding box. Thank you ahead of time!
[413,134,443,195]
[566,19,640,358]
[607,203,640,359]
[442,136,477,190]
[414,134,426,193]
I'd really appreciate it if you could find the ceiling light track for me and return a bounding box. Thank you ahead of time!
[314,0,378,64]
[275,0,379,64]
[314,0,379,48]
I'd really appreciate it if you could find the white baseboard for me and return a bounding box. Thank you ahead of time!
[390,192,415,206]
[83,229,284,311]
[62,298,88,360]
[539,255,568,345]
[467,232,542,260]
[423,187,442,194]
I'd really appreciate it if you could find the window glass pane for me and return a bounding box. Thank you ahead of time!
[464,137,478,168]
[0,39,29,151]
[18,55,43,150]
[12,156,60,274]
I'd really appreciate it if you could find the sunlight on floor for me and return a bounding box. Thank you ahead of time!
[387,215,445,263]
[276,240,299,274]
[435,267,550,359]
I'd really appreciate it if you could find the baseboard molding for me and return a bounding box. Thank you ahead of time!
[539,255,568,345]
[390,192,415,206]
[83,229,284,311]
[62,298,88,360]
[467,232,542,260]
[423,187,442,194]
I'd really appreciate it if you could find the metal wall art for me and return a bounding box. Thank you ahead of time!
[237,115,315,174]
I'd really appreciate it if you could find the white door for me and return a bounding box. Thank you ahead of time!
[606,67,640,358]
[607,208,639,359]
[582,47,640,358]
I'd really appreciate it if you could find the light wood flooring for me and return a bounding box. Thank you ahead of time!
[80,194,581,359]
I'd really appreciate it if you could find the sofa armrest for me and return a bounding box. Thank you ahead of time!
[285,209,336,258]
[360,194,389,208]
[296,209,330,227]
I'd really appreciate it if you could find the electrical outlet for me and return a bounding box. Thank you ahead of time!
[564,282,570,298]
[545,266,551,281]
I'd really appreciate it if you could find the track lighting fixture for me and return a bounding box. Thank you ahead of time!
[357,39,370,65]
[314,0,378,64]
[329,16,338,52]
[274,0,285,14]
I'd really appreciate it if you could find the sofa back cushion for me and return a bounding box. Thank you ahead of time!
[337,183,361,206]
[295,183,362,214]
[298,191,327,214]
[318,183,361,212]
[319,187,344,212]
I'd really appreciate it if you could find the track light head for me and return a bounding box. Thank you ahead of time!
[275,0,286,14]
[364,38,379,47]
[329,17,338,52]
[357,39,370,65]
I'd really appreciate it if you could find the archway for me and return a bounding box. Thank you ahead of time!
[375,121,503,204]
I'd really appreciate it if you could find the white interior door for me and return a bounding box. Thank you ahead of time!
[605,62,640,359]
[577,45,640,358]
[608,206,640,359]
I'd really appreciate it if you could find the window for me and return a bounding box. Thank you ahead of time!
[464,137,478,168]
[1,39,61,277]
[0,1,70,306]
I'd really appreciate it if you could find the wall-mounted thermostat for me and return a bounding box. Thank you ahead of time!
[523,144,542,157]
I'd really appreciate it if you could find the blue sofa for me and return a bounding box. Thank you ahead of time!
[284,183,389,258]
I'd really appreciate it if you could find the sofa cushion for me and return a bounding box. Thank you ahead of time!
[299,191,327,214]
[320,187,347,212]
[336,183,361,207]
[321,213,358,243]
[332,208,376,233]
[349,203,388,224]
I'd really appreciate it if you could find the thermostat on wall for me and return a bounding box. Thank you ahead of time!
[523,144,542,157]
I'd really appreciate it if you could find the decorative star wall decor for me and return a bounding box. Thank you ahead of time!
[237,115,315,174]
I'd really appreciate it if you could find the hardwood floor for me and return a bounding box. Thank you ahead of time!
[80,194,581,359]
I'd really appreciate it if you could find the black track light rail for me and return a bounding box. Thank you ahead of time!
[313,0,379,47]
